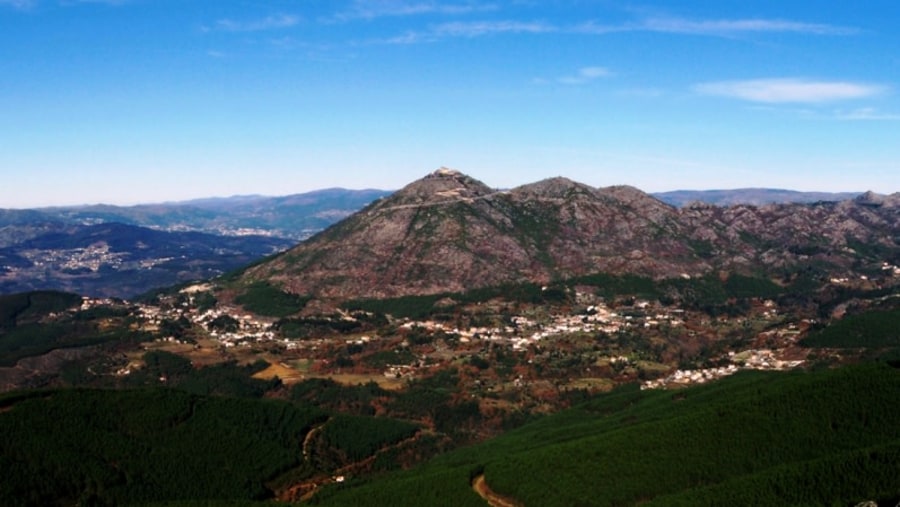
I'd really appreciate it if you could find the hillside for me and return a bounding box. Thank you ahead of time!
[0,388,324,505]
[312,363,900,506]
[240,169,900,301]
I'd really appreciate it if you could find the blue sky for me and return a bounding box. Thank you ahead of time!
[1,0,898,207]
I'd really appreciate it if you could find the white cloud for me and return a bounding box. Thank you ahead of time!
[337,0,498,21]
[693,78,885,104]
[558,66,612,85]
[384,31,433,44]
[835,107,900,121]
[639,17,856,36]
[377,10,853,46]
[214,14,299,32]
[385,20,554,44]
[432,20,555,37]
[62,0,132,5]
[2,0,134,7]
[0,0,36,9]
[577,16,856,37]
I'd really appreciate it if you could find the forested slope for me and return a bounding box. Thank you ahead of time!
[312,363,900,506]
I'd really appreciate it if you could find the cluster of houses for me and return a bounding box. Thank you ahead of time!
[194,308,276,347]
[135,285,278,348]
[640,349,804,390]
[830,263,899,285]
[22,243,127,273]
[881,262,900,276]
[398,297,687,354]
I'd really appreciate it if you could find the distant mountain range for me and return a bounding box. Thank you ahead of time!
[0,222,293,299]
[0,189,390,298]
[239,169,899,300]
[652,188,861,207]
[0,188,392,244]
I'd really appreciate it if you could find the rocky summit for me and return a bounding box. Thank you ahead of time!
[241,169,900,300]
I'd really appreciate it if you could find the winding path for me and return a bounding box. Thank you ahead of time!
[472,474,522,507]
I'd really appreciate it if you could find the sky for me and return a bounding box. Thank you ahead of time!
[1,0,899,207]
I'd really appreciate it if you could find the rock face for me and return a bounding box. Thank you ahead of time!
[242,169,900,299]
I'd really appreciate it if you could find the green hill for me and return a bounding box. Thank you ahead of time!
[0,388,424,506]
[312,363,900,506]
[0,388,327,505]
[801,308,900,349]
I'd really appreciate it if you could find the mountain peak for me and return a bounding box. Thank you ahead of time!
[386,169,494,206]
[511,177,596,199]
[430,166,462,178]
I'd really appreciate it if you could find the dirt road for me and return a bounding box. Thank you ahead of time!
[472,474,522,507]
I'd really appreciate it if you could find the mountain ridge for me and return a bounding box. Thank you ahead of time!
[653,188,864,207]
[239,170,900,301]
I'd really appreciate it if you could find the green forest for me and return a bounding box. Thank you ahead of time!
[0,291,145,367]
[311,363,900,506]
[0,385,429,506]
[2,278,899,506]
[802,308,900,348]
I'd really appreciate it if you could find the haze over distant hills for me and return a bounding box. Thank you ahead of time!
[651,188,861,207]
[0,189,391,297]
[0,188,392,243]
[0,222,293,299]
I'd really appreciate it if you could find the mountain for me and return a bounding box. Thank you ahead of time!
[0,222,293,298]
[242,170,697,299]
[652,188,861,207]
[0,188,391,243]
[240,169,899,301]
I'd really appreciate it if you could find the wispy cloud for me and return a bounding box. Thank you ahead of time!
[693,78,885,104]
[557,66,612,85]
[334,0,497,21]
[0,0,36,9]
[212,14,300,33]
[386,20,554,43]
[834,107,900,121]
[639,16,855,36]
[2,0,133,8]
[62,0,132,5]
[577,16,856,37]
[382,12,854,45]
[432,20,554,37]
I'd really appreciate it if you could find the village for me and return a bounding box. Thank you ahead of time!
[73,280,820,397]
[18,243,129,273]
